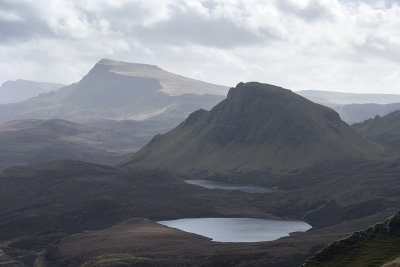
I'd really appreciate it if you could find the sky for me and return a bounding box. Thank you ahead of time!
[1,0,400,93]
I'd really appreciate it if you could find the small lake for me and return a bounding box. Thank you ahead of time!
[184,179,277,193]
[158,218,311,242]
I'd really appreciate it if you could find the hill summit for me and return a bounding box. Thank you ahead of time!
[122,82,381,179]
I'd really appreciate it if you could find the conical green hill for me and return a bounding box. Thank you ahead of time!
[122,82,381,178]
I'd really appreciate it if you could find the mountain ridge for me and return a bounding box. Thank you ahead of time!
[353,110,400,154]
[297,90,400,105]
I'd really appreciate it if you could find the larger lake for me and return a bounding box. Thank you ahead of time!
[158,218,311,242]
[184,179,277,193]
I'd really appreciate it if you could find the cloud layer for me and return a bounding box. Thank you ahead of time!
[0,0,400,93]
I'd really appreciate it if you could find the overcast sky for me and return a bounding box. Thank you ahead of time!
[1,0,400,93]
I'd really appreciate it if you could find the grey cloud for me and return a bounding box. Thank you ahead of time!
[135,16,264,48]
[277,0,334,22]
[0,1,277,48]
[85,2,156,28]
[129,4,276,48]
[0,19,54,44]
[0,2,54,44]
[354,35,400,62]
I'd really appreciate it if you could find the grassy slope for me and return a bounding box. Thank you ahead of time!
[123,82,382,178]
[81,253,169,267]
[302,212,400,267]
[382,256,400,267]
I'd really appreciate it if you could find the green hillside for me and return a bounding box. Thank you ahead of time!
[302,211,400,267]
[122,82,382,178]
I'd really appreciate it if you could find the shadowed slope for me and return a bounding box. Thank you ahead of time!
[0,118,174,170]
[353,110,400,154]
[0,160,266,243]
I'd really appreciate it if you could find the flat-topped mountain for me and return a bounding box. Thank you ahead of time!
[0,59,227,123]
[0,79,64,104]
[98,58,228,96]
[123,82,381,179]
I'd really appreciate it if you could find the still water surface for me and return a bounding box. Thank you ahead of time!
[158,218,311,242]
[184,179,277,193]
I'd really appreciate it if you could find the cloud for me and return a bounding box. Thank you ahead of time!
[0,0,400,94]
[276,0,334,22]
[134,9,270,48]
[0,1,54,43]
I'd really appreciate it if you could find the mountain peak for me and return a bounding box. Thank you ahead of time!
[97,58,162,70]
[227,82,302,104]
[123,82,381,179]
[230,82,291,96]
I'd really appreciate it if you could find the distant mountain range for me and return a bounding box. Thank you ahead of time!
[0,59,227,123]
[0,118,173,170]
[123,82,381,181]
[297,90,400,124]
[297,90,400,105]
[335,103,400,124]
[0,79,64,104]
